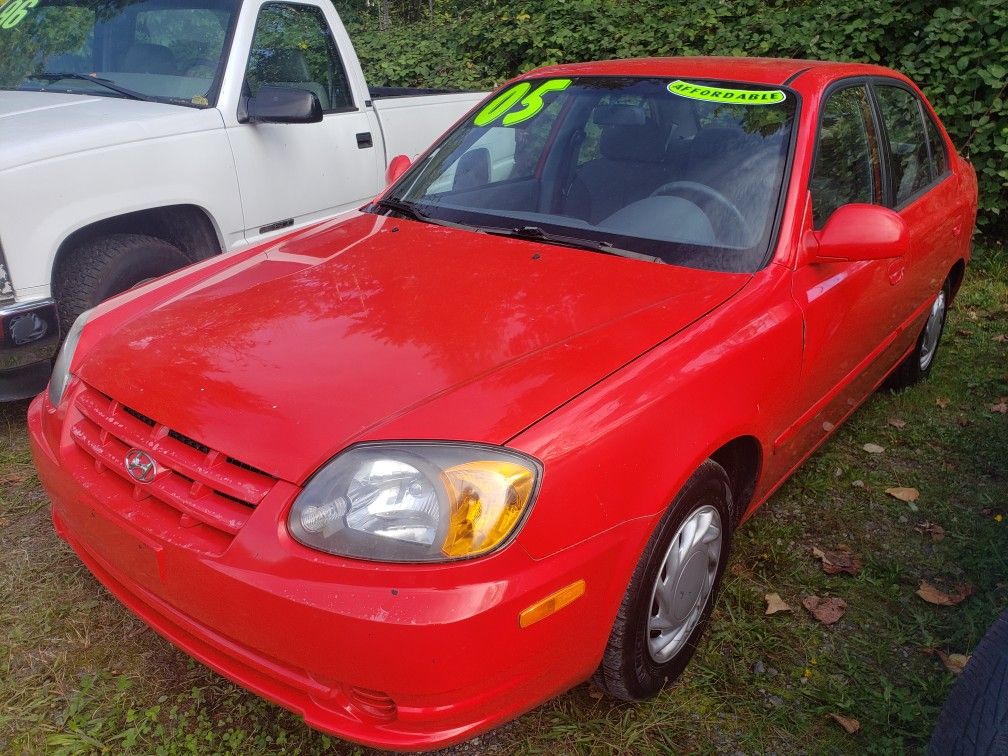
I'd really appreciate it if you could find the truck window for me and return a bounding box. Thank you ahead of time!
[0,0,240,107]
[245,3,353,113]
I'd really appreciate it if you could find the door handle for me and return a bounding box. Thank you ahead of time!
[887,260,905,286]
[356,132,373,149]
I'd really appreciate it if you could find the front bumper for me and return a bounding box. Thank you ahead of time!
[0,298,59,401]
[28,391,626,751]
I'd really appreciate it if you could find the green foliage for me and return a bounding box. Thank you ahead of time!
[344,0,1008,237]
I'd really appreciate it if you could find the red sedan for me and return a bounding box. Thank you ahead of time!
[29,57,977,750]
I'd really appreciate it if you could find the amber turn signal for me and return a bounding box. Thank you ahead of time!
[519,580,586,628]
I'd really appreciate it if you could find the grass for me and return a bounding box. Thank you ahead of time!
[1,243,1006,755]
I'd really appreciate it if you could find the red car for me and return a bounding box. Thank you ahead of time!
[29,57,977,750]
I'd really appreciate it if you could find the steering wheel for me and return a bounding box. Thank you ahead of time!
[649,181,747,240]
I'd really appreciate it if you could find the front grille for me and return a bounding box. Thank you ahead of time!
[70,383,277,554]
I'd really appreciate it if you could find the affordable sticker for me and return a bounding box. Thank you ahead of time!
[475,78,572,127]
[668,80,785,105]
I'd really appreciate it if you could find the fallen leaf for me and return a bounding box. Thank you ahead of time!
[0,516,7,529]
[803,595,847,625]
[0,473,27,485]
[765,592,792,615]
[916,581,973,606]
[994,334,1007,343]
[886,486,920,502]
[955,328,972,338]
[863,443,885,454]
[829,713,861,734]
[981,507,1006,520]
[936,649,970,675]
[991,398,1008,413]
[812,546,863,576]
[587,686,603,700]
[936,397,950,409]
[915,521,945,541]
[888,417,907,429]
[852,479,865,488]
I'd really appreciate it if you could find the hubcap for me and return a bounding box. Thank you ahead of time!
[646,505,722,664]
[919,290,946,370]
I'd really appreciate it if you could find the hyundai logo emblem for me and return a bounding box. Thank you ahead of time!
[124,449,158,483]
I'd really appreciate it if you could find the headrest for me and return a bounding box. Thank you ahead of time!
[121,43,176,75]
[690,127,750,158]
[592,104,647,127]
[255,49,311,83]
[600,123,666,162]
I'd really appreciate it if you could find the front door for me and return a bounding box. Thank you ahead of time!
[226,1,382,240]
[785,82,906,454]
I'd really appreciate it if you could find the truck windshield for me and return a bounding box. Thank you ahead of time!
[386,76,797,272]
[0,0,239,107]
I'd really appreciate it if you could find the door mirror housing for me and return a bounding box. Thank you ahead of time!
[812,204,909,262]
[245,86,323,124]
[385,154,412,186]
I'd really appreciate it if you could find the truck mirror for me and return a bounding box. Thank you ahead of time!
[246,86,323,124]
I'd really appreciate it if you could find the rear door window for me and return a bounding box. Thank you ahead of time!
[875,84,932,206]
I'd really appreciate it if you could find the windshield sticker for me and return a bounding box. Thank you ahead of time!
[474,78,572,127]
[0,0,38,29]
[667,80,786,105]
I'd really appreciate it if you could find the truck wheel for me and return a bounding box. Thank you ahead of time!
[929,607,1008,755]
[55,234,190,330]
[887,277,951,390]
[593,460,732,701]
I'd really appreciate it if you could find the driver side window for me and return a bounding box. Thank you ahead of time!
[245,2,352,113]
[810,85,881,228]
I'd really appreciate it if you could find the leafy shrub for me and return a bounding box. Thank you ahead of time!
[344,0,1007,238]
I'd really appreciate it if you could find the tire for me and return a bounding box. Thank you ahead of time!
[888,277,952,390]
[593,460,733,701]
[929,608,1008,755]
[54,234,190,331]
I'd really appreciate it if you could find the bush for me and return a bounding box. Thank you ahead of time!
[346,0,1007,238]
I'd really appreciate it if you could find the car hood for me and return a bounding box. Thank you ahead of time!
[0,91,222,171]
[78,213,750,483]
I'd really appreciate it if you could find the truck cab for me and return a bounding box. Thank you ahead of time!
[0,0,483,399]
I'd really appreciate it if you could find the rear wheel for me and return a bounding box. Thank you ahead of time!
[593,460,733,700]
[55,233,190,330]
[888,278,951,390]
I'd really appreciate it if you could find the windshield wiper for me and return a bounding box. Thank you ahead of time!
[26,72,151,102]
[373,196,432,222]
[480,225,662,263]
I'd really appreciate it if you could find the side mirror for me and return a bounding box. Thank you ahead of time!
[812,204,908,262]
[385,154,412,186]
[246,86,322,124]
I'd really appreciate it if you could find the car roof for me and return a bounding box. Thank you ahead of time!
[523,57,902,87]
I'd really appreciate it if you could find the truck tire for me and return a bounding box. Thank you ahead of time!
[929,607,1008,755]
[55,234,190,331]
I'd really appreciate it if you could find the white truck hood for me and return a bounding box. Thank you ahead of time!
[0,91,223,172]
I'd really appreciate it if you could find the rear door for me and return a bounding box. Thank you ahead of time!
[225,0,383,241]
[871,79,960,313]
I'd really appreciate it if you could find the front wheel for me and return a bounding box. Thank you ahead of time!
[593,460,733,701]
[54,233,190,331]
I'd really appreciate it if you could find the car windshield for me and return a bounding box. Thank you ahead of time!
[0,0,239,107]
[385,76,797,272]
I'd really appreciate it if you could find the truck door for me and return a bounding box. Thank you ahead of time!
[226,1,383,240]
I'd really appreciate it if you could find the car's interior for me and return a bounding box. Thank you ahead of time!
[404,78,796,272]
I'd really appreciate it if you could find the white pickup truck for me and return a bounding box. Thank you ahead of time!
[0,0,484,399]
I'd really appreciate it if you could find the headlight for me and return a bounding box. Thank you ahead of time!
[288,442,541,562]
[48,309,92,407]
